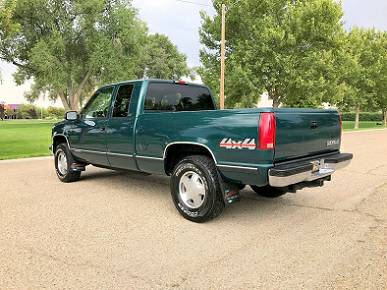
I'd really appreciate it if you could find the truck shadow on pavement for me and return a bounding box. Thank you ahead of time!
[78,167,294,222]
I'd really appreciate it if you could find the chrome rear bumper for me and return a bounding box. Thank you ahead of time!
[268,153,353,188]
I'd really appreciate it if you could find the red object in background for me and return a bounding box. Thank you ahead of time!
[6,104,21,110]
[174,80,186,85]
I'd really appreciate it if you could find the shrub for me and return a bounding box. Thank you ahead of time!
[47,107,65,119]
[340,112,383,122]
[18,104,38,119]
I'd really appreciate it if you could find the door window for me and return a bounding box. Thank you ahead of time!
[112,84,134,117]
[81,87,114,119]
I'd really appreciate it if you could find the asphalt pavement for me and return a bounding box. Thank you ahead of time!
[0,129,386,289]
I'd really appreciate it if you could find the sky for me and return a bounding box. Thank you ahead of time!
[0,0,386,106]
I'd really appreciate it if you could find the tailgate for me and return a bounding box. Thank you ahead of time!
[274,110,341,162]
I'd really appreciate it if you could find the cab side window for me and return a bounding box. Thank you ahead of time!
[82,87,114,119]
[112,84,134,118]
[144,83,215,112]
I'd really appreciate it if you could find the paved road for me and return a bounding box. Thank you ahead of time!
[1,130,386,290]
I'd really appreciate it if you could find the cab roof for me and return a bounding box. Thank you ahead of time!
[102,79,208,89]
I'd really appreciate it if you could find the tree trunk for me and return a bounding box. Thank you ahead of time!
[383,109,387,127]
[70,96,79,111]
[269,90,281,108]
[354,105,360,129]
[59,93,71,112]
[70,70,92,111]
[272,97,281,108]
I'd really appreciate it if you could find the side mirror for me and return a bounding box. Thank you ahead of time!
[65,111,78,120]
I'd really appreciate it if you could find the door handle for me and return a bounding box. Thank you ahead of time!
[310,121,318,129]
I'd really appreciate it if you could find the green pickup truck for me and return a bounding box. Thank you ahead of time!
[51,79,353,222]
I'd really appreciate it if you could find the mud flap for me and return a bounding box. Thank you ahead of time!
[70,163,86,172]
[216,170,241,205]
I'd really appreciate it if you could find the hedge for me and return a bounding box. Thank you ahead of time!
[340,112,383,122]
[8,104,65,120]
[47,106,65,119]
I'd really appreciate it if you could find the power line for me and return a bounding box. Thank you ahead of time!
[175,0,212,8]
[175,0,243,10]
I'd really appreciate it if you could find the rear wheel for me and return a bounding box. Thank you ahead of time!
[170,155,225,223]
[55,143,81,183]
[250,185,286,198]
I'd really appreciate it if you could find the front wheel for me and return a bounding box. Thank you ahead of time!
[55,143,81,183]
[250,185,286,198]
[170,155,225,223]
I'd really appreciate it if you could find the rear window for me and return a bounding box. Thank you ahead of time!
[144,83,215,112]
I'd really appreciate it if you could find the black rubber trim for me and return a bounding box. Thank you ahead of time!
[274,151,339,165]
[269,163,313,177]
[325,153,353,163]
[269,152,353,178]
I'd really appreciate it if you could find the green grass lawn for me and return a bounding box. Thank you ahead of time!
[342,121,386,131]
[0,120,58,160]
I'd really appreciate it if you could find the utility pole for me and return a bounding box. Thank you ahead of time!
[219,3,226,110]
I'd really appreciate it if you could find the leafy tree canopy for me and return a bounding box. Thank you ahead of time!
[370,31,387,125]
[138,33,189,79]
[200,0,346,108]
[338,28,387,127]
[0,0,189,110]
[340,29,376,109]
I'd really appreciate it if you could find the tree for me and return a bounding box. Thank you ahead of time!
[199,0,345,108]
[0,0,189,111]
[370,32,387,126]
[338,29,385,129]
[0,102,5,120]
[137,34,189,79]
[0,0,144,111]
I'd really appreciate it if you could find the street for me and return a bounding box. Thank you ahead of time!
[0,130,386,289]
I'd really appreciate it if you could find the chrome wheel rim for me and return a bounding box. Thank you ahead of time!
[57,151,68,176]
[178,171,206,209]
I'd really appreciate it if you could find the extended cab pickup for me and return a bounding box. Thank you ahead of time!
[52,79,353,222]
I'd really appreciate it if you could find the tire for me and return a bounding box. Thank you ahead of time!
[170,155,225,223]
[54,143,81,183]
[250,185,286,199]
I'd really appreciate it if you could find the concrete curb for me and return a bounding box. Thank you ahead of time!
[343,128,387,134]
[0,156,52,164]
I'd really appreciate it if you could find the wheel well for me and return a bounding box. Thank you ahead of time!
[164,144,215,175]
[52,135,68,152]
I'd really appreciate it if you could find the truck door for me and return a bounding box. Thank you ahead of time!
[105,83,137,170]
[68,86,114,166]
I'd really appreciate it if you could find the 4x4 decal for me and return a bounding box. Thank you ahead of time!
[220,138,256,150]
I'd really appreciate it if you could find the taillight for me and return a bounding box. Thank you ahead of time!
[258,112,276,150]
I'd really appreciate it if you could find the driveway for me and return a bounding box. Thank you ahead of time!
[1,130,386,289]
